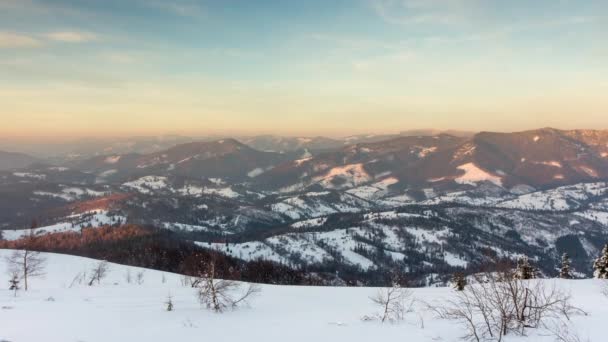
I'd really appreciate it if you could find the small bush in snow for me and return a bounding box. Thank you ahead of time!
[88,261,109,286]
[136,270,145,285]
[430,269,584,342]
[165,294,174,312]
[124,269,132,284]
[8,271,20,297]
[195,261,260,313]
[69,271,87,288]
[369,281,414,323]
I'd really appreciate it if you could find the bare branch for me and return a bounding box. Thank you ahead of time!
[429,269,585,342]
[195,261,261,313]
[88,261,109,286]
[369,282,414,323]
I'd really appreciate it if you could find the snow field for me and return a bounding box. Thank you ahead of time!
[1,250,607,342]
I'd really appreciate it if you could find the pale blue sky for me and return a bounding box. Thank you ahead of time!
[1,0,607,138]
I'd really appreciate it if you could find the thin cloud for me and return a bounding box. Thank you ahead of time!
[307,33,396,51]
[104,52,135,64]
[143,1,206,18]
[0,32,41,48]
[44,31,98,43]
[370,0,472,26]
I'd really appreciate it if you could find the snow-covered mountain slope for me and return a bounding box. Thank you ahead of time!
[202,203,608,280]
[269,191,375,220]
[496,182,608,211]
[1,250,606,342]
[0,210,125,241]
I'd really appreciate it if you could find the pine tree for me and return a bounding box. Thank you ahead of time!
[8,272,20,297]
[593,244,608,279]
[559,253,573,279]
[514,256,537,280]
[452,272,467,291]
[165,294,174,312]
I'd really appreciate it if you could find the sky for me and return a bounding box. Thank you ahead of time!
[1,0,607,139]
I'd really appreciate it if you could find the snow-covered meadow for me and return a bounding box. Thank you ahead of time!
[1,250,607,342]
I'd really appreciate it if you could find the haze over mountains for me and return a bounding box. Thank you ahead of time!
[1,127,608,285]
[0,150,40,171]
[9,127,603,192]
[0,129,475,158]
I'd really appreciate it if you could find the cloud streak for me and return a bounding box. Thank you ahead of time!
[0,32,41,48]
[44,31,98,43]
[370,0,473,26]
[143,0,206,18]
[0,30,99,49]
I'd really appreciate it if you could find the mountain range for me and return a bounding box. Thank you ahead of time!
[1,127,607,285]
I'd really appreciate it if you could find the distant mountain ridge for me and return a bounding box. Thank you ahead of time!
[0,150,40,170]
[45,128,608,193]
[68,138,298,182]
[254,128,608,194]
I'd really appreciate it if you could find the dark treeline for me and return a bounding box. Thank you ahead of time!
[0,225,314,286]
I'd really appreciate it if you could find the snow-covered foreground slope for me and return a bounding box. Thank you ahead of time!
[1,250,607,342]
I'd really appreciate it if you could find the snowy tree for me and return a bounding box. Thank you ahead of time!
[514,256,537,280]
[593,244,608,279]
[5,249,46,291]
[559,253,572,279]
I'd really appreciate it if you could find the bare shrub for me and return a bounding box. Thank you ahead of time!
[68,271,87,288]
[369,281,414,323]
[180,275,194,287]
[546,321,589,342]
[88,261,109,286]
[124,269,132,284]
[429,270,584,342]
[5,249,46,291]
[135,270,145,285]
[195,261,260,313]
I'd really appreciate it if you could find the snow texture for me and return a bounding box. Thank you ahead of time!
[0,251,606,342]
